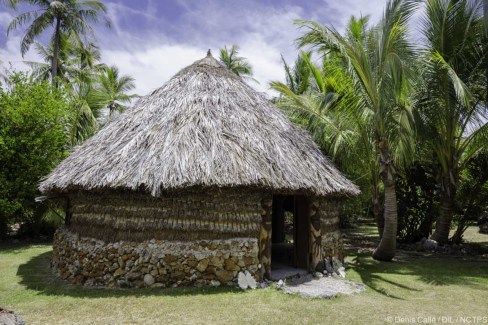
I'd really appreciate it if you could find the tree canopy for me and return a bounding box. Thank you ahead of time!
[0,74,68,238]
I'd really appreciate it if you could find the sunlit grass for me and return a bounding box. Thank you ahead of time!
[458,226,487,244]
[1,229,487,324]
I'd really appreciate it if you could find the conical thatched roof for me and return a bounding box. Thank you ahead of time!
[40,52,359,197]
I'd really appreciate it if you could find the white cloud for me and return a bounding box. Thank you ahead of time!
[0,12,13,30]
[104,2,160,41]
[99,2,306,97]
[0,34,41,72]
[239,35,286,94]
[316,0,387,31]
[101,44,204,96]
[101,40,284,97]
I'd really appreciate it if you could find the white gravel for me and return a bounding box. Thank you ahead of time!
[280,274,366,298]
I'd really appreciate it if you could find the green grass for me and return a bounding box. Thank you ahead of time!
[1,234,488,324]
[459,226,488,244]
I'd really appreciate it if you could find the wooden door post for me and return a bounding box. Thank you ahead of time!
[258,198,272,279]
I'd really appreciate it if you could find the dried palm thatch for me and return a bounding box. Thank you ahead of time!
[40,51,359,197]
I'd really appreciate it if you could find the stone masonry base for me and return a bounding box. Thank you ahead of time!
[52,227,261,288]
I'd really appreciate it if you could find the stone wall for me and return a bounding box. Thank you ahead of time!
[67,190,263,242]
[52,227,261,288]
[318,199,344,262]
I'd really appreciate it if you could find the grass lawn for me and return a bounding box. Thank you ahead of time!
[1,227,487,324]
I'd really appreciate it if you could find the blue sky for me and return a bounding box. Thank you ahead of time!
[0,0,389,95]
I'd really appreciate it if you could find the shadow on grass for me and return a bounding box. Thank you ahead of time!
[16,250,244,298]
[0,241,51,254]
[343,220,488,300]
[348,252,488,300]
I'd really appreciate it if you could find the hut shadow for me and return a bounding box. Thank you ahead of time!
[16,251,245,298]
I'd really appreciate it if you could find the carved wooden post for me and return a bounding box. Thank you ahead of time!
[258,198,272,279]
[309,198,323,272]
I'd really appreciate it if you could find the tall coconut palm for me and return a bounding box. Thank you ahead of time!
[8,0,109,85]
[89,65,137,116]
[64,65,136,146]
[418,0,488,244]
[219,44,254,79]
[27,31,104,83]
[272,16,385,238]
[66,78,99,146]
[271,51,378,210]
[296,0,418,261]
[27,32,71,83]
[271,52,358,157]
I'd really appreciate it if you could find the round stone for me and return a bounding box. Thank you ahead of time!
[144,273,155,286]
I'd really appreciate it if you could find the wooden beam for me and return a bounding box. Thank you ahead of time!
[258,198,272,279]
[309,198,322,272]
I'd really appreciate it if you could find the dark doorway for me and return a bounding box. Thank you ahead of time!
[271,195,310,279]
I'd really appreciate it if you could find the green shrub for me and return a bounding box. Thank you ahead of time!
[0,73,68,239]
[396,163,438,242]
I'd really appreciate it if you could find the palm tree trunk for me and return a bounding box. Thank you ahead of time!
[372,184,385,239]
[51,17,61,86]
[371,164,384,238]
[373,195,384,238]
[372,140,397,261]
[431,174,456,244]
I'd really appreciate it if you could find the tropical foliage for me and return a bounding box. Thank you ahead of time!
[274,0,418,261]
[0,0,138,236]
[219,44,255,79]
[27,31,104,83]
[89,65,137,115]
[7,0,110,84]
[272,0,487,259]
[417,0,488,244]
[0,74,68,238]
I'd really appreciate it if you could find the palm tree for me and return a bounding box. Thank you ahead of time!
[219,45,254,78]
[27,32,71,83]
[418,0,488,244]
[89,65,137,116]
[64,65,137,146]
[27,31,104,84]
[8,0,109,85]
[66,78,99,146]
[271,52,358,158]
[279,51,312,95]
[296,0,418,261]
[272,17,385,238]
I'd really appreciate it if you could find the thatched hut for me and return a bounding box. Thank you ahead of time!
[40,51,359,288]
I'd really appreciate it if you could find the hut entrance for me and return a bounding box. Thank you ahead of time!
[270,195,309,279]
